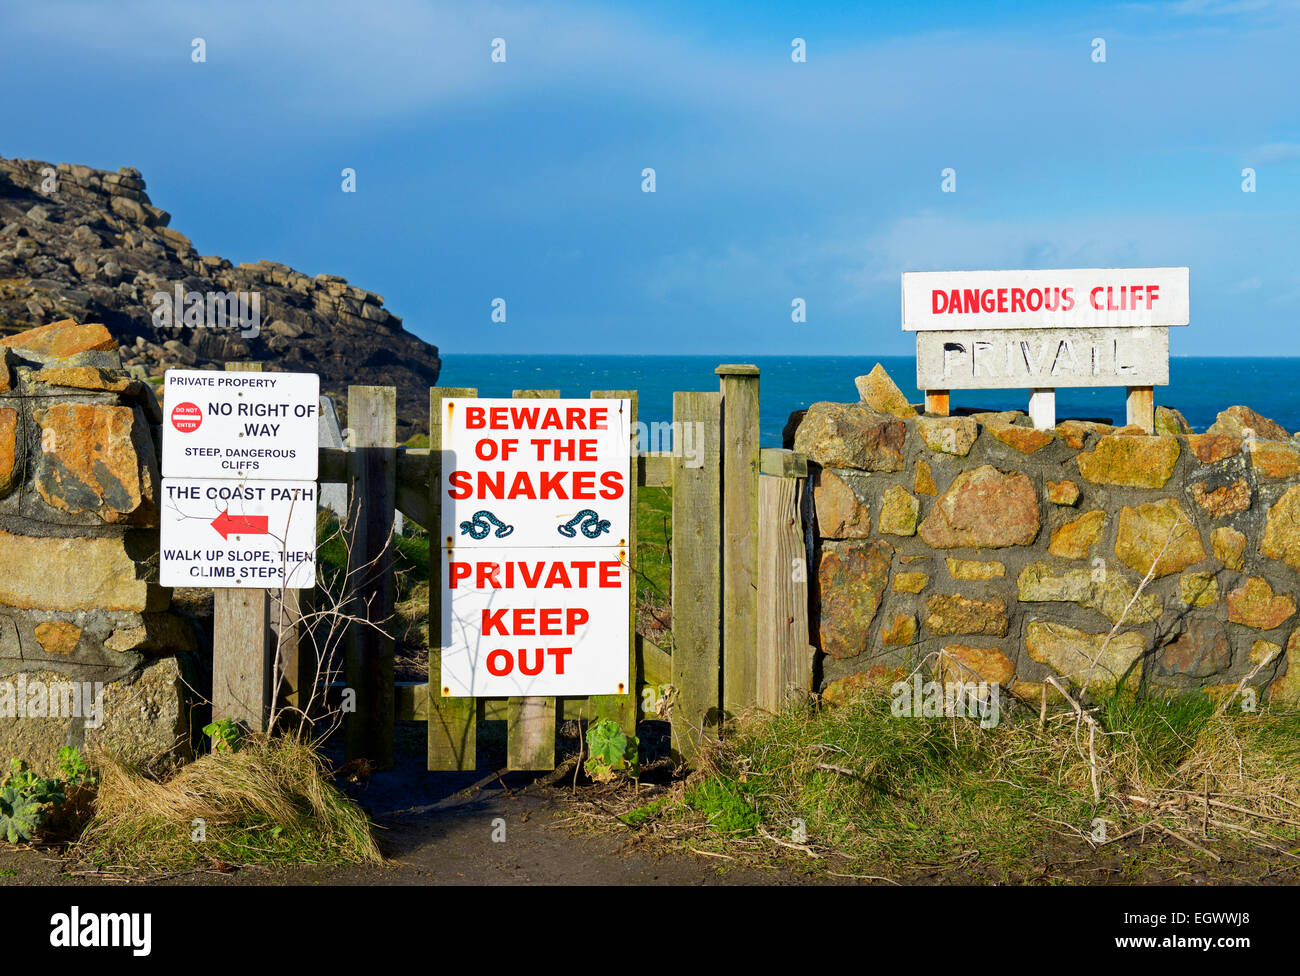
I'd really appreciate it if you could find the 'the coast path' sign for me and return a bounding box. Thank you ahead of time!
[439,397,632,697]
[902,267,1189,430]
[160,368,319,588]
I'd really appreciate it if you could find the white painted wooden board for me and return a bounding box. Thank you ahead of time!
[915,327,1169,390]
[903,268,1188,332]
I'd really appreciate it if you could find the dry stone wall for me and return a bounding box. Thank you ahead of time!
[794,364,1300,707]
[0,319,198,775]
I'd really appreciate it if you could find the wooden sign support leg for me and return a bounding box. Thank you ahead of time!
[1127,385,1154,433]
[212,361,273,733]
[924,389,949,416]
[1028,388,1055,430]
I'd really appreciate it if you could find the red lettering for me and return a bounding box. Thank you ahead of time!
[932,289,948,314]
[1010,288,1025,312]
[600,560,621,587]
[548,647,572,674]
[599,470,625,499]
[487,649,512,675]
[996,288,1008,313]
[482,607,509,635]
[466,406,486,429]
[449,562,471,587]
[1090,286,1104,310]
[448,470,473,499]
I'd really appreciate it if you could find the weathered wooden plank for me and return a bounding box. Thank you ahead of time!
[212,362,272,732]
[345,385,396,767]
[588,390,638,740]
[212,587,271,730]
[670,390,722,764]
[428,386,478,771]
[640,453,674,488]
[503,389,561,770]
[1127,385,1155,433]
[394,449,430,526]
[759,448,807,478]
[757,474,814,710]
[717,365,760,717]
[318,446,349,483]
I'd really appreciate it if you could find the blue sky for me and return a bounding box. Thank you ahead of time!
[3,0,1298,355]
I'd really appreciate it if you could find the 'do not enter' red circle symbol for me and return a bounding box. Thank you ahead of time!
[171,402,203,433]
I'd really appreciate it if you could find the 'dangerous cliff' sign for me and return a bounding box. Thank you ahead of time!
[439,397,632,697]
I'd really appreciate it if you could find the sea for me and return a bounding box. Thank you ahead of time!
[439,355,1296,449]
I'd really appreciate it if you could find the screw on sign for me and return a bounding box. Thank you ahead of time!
[171,402,203,433]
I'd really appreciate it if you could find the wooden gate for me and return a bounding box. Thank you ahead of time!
[218,364,815,772]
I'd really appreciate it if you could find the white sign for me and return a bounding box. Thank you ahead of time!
[440,548,630,697]
[439,397,632,697]
[162,369,320,480]
[916,327,1169,390]
[439,398,632,548]
[160,478,317,588]
[902,267,1189,332]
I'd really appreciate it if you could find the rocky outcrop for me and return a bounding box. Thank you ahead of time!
[0,157,440,437]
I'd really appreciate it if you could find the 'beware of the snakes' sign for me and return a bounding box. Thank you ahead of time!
[439,397,632,698]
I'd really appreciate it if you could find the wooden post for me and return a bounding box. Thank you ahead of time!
[345,385,396,767]
[757,449,813,710]
[506,389,561,771]
[716,365,760,717]
[1127,385,1155,433]
[212,362,272,732]
[1028,388,1056,430]
[924,390,949,416]
[670,390,723,764]
[428,387,478,771]
[588,389,638,740]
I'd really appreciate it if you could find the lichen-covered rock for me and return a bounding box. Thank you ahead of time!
[1187,433,1241,464]
[821,666,905,703]
[985,419,1054,455]
[1017,562,1162,624]
[879,485,919,536]
[1154,405,1192,436]
[103,611,199,655]
[1250,640,1282,666]
[1076,432,1179,489]
[1269,634,1300,705]
[1049,510,1106,559]
[1178,571,1217,608]
[0,407,17,495]
[1226,576,1296,630]
[1047,479,1080,506]
[1025,621,1145,691]
[1054,420,1112,450]
[1189,478,1251,518]
[1260,486,1300,572]
[917,415,978,457]
[0,318,117,362]
[814,469,871,538]
[914,459,937,496]
[945,557,1004,580]
[1156,619,1231,678]
[1250,441,1300,479]
[794,402,905,471]
[880,612,918,646]
[938,644,1015,686]
[33,620,82,656]
[1211,526,1247,571]
[1208,405,1291,443]
[0,530,165,612]
[924,593,1008,636]
[1114,498,1206,578]
[32,403,158,523]
[817,540,893,658]
[918,465,1039,549]
[892,571,928,593]
[854,364,916,419]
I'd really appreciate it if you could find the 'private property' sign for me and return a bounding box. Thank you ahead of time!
[902,267,1189,430]
[439,398,632,698]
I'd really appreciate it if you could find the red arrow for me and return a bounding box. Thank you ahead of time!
[211,508,270,540]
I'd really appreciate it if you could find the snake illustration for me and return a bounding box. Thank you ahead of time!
[459,510,514,539]
[558,509,611,539]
